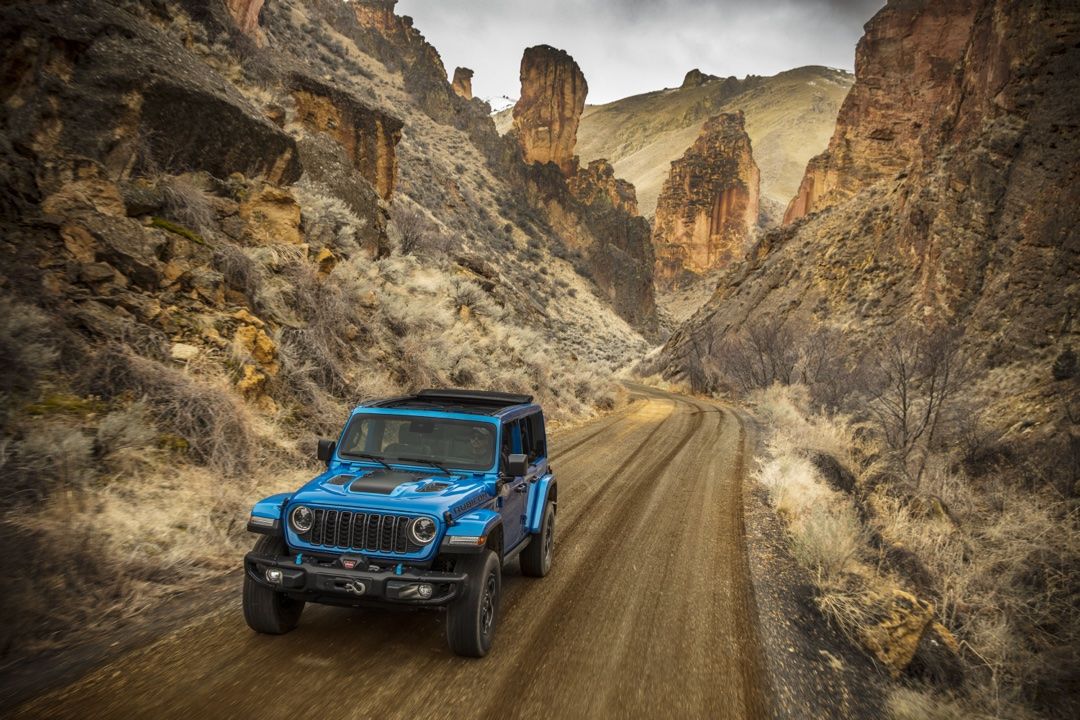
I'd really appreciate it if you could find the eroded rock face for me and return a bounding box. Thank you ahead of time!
[783,0,981,223]
[451,67,473,100]
[567,159,639,217]
[652,112,759,287]
[0,1,300,185]
[512,45,588,176]
[289,74,403,201]
[225,0,264,38]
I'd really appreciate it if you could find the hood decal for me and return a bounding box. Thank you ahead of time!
[348,469,426,495]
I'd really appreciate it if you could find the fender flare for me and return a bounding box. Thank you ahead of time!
[526,474,557,534]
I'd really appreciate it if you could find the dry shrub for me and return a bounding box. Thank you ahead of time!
[84,347,254,476]
[876,465,1080,716]
[295,183,366,255]
[160,174,216,236]
[0,297,58,397]
[887,687,998,720]
[213,242,262,300]
[95,400,159,476]
[3,424,95,502]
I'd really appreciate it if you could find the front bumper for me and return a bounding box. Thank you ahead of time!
[244,551,466,606]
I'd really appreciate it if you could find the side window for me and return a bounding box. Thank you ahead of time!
[527,412,546,461]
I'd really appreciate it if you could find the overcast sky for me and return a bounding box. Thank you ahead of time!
[396,0,885,105]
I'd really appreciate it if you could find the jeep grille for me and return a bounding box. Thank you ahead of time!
[303,509,423,554]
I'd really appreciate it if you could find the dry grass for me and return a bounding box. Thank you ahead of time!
[751,383,1080,719]
[83,348,255,477]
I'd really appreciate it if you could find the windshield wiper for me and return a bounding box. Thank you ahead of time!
[342,452,394,472]
[394,457,452,476]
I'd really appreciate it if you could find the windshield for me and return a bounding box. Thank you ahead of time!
[338,414,497,472]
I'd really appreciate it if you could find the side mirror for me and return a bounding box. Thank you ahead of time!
[317,439,336,465]
[504,453,528,477]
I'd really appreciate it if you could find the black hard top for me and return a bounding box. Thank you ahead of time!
[367,388,535,416]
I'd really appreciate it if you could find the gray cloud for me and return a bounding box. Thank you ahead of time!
[396,0,884,104]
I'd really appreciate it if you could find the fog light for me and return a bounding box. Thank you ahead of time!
[265,568,283,584]
[417,583,433,599]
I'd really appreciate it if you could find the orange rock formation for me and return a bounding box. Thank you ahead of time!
[451,67,473,100]
[783,0,981,223]
[290,75,403,201]
[512,45,588,176]
[225,0,264,37]
[652,112,760,287]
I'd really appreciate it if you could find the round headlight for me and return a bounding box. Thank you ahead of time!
[291,506,314,533]
[408,517,437,544]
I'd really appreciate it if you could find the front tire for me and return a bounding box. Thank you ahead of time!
[446,549,501,657]
[520,502,555,577]
[243,535,305,634]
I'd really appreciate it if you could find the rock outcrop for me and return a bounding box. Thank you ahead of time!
[451,67,474,100]
[0,1,300,186]
[567,159,639,217]
[289,74,403,201]
[225,0,264,38]
[660,0,1080,396]
[512,45,588,176]
[782,0,981,224]
[681,69,713,89]
[652,112,759,287]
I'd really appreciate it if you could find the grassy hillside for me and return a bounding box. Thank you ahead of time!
[571,67,852,219]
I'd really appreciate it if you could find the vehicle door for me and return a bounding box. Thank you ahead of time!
[499,418,529,550]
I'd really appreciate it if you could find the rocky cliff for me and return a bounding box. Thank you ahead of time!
[512,45,588,176]
[451,67,474,100]
[782,0,981,223]
[224,0,264,38]
[652,112,759,287]
[659,0,1080,412]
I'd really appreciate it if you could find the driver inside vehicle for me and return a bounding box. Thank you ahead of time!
[467,427,493,464]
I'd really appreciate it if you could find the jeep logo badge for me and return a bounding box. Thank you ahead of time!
[344,580,366,596]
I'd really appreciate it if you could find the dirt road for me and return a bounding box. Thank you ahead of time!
[15,385,770,719]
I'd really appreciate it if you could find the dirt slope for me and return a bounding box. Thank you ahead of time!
[12,386,772,719]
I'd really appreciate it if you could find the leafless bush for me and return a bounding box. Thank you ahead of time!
[390,204,450,257]
[862,325,971,482]
[83,347,254,476]
[213,243,261,300]
[0,297,57,398]
[715,317,799,392]
[160,174,216,237]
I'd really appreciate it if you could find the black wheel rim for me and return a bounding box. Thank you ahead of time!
[479,571,496,638]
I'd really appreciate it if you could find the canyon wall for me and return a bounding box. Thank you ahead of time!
[651,112,759,287]
[661,0,1080,390]
[782,0,981,223]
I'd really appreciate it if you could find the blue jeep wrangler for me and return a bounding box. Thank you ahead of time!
[242,389,557,657]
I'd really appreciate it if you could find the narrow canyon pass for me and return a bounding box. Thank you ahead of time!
[0,1,1077,719]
